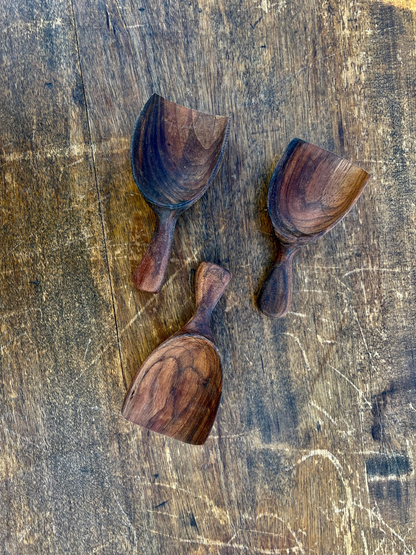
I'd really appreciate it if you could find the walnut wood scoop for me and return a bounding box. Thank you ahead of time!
[131,94,230,293]
[122,263,230,445]
[259,138,370,317]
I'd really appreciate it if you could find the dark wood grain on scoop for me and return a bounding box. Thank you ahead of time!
[121,336,222,445]
[268,139,370,241]
[131,95,230,293]
[132,94,230,207]
[259,139,370,317]
[122,262,230,445]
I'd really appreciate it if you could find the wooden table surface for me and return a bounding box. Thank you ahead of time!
[1,0,416,553]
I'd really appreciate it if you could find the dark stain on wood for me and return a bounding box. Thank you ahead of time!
[154,499,170,509]
[366,454,412,477]
[189,511,199,531]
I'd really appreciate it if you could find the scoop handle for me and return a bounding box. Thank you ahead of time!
[258,243,297,318]
[133,208,179,293]
[181,263,231,340]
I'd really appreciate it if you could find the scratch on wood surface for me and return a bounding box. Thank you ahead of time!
[328,365,372,408]
[352,308,374,362]
[344,266,408,278]
[379,0,416,9]
[0,137,129,165]
[91,540,113,554]
[367,474,412,482]
[256,514,305,554]
[287,311,307,318]
[294,289,327,294]
[83,338,91,360]
[352,500,415,554]
[285,522,306,555]
[136,478,229,524]
[147,509,179,519]
[89,405,127,422]
[73,340,116,383]
[310,400,337,425]
[111,489,138,553]
[255,0,277,13]
[361,529,370,555]
[146,528,296,554]
[120,295,159,335]
[360,280,369,315]
[330,277,382,379]
[212,435,234,530]
[0,332,28,353]
[50,230,98,252]
[373,537,387,555]
[209,431,252,440]
[243,353,253,365]
[67,157,84,167]
[283,333,311,372]
[233,528,284,541]
[17,526,31,543]
[0,267,22,277]
[100,466,138,553]
[0,422,46,451]
[2,17,64,35]
[316,334,336,345]
[298,450,354,555]
[4,234,35,258]
[270,49,347,92]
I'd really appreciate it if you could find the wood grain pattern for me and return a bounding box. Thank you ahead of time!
[2,0,416,553]
[131,94,230,293]
[122,263,230,445]
[122,335,222,444]
[0,1,126,553]
[259,139,370,317]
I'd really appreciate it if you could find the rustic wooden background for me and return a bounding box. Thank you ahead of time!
[1,0,416,553]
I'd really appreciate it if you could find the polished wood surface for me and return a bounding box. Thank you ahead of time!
[131,94,229,292]
[259,139,370,317]
[122,263,230,445]
[1,0,416,553]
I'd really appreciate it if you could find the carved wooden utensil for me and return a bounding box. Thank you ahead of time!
[131,94,230,293]
[259,138,370,317]
[122,263,230,445]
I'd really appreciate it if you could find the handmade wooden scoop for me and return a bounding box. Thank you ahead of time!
[131,94,230,293]
[258,138,370,317]
[122,262,230,445]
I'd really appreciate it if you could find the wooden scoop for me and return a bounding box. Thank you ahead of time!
[122,262,230,445]
[131,94,230,293]
[259,138,370,317]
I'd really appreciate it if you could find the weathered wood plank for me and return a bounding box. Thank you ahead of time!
[71,0,416,553]
[0,2,139,554]
[1,0,416,553]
